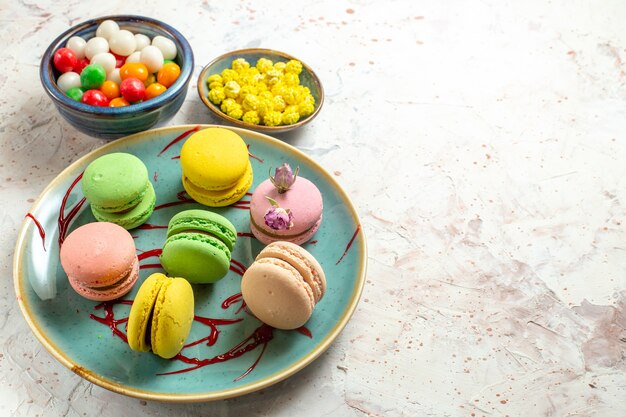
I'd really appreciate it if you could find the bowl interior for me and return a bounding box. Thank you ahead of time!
[198,49,324,133]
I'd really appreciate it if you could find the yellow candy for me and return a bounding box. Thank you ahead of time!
[207,74,222,85]
[282,111,300,125]
[220,98,237,113]
[257,98,273,117]
[283,72,299,86]
[272,95,286,112]
[242,110,261,124]
[298,101,314,117]
[208,87,226,105]
[221,68,239,83]
[232,58,250,73]
[243,94,260,112]
[212,56,312,126]
[226,103,244,120]
[239,84,258,101]
[224,80,241,99]
[256,58,273,73]
[263,111,282,126]
[283,87,300,105]
[285,59,303,75]
[208,81,223,90]
[259,91,273,100]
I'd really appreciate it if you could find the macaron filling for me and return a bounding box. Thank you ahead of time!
[250,214,322,239]
[93,182,150,213]
[167,217,236,251]
[164,231,231,257]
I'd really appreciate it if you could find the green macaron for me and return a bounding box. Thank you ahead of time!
[82,152,155,229]
[160,210,237,284]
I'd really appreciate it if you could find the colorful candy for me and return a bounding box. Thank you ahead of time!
[120,77,145,102]
[53,20,181,107]
[53,48,78,73]
[82,89,109,106]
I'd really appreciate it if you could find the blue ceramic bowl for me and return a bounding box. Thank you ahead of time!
[40,15,194,139]
[197,49,324,133]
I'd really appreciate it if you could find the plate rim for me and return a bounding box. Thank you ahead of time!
[12,124,367,403]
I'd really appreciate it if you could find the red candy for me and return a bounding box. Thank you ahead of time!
[54,48,78,73]
[73,58,89,74]
[112,52,126,68]
[82,89,110,107]
[120,77,146,102]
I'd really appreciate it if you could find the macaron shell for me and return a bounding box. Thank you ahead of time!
[167,209,237,251]
[241,258,315,330]
[151,277,194,359]
[82,152,149,212]
[249,177,322,243]
[127,273,167,353]
[256,241,326,303]
[160,232,231,283]
[67,257,139,301]
[180,128,250,190]
[183,161,252,207]
[91,182,156,229]
[60,222,136,287]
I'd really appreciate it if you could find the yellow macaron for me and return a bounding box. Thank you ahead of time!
[127,273,194,359]
[180,127,253,207]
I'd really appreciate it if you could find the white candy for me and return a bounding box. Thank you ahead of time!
[124,51,141,64]
[152,35,177,60]
[140,45,164,73]
[107,68,122,84]
[96,20,119,41]
[84,37,109,60]
[66,36,86,59]
[134,33,151,51]
[109,30,137,56]
[90,52,116,73]
[57,71,81,92]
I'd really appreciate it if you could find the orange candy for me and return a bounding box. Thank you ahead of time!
[120,62,149,82]
[100,80,120,100]
[145,83,167,100]
[109,97,130,107]
[157,62,181,87]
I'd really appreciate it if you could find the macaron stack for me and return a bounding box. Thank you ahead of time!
[180,127,253,207]
[82,152,155,230]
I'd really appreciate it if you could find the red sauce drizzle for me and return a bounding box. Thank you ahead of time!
[246,144,264,163]
[140,264,162,270]
[171,155,181,160]
[136,223,168,230]
[184,315,244,348]
[25,213,46,251]
[158,126,200,156]
[308,240,318,245]
[335,224,361,265]
[153,171,158,182]
[137,248,163,261]
[295,326,313,338]
[237,232,256,239]
[221,292,246,314]
[89,300,133,343]
[159,324,274,377]
[58,173,87,247]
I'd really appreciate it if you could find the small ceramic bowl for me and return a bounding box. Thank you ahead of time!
[40,15,194,139]
[197,48,324,134]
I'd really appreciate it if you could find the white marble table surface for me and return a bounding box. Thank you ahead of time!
[2,1,626,416]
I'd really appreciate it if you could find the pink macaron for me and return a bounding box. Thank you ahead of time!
[249,163,323,245]
[60,222,139,301]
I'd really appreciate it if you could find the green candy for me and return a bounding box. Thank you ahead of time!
[80,63,106,89]
[66,87,84,102]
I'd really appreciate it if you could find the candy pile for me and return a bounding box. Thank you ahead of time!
[53,19,181,107]
[206,57,315,126]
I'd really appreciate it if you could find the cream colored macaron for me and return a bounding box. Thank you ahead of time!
[241,241,326,330]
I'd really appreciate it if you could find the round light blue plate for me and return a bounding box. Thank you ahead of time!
[13,125,366,402]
